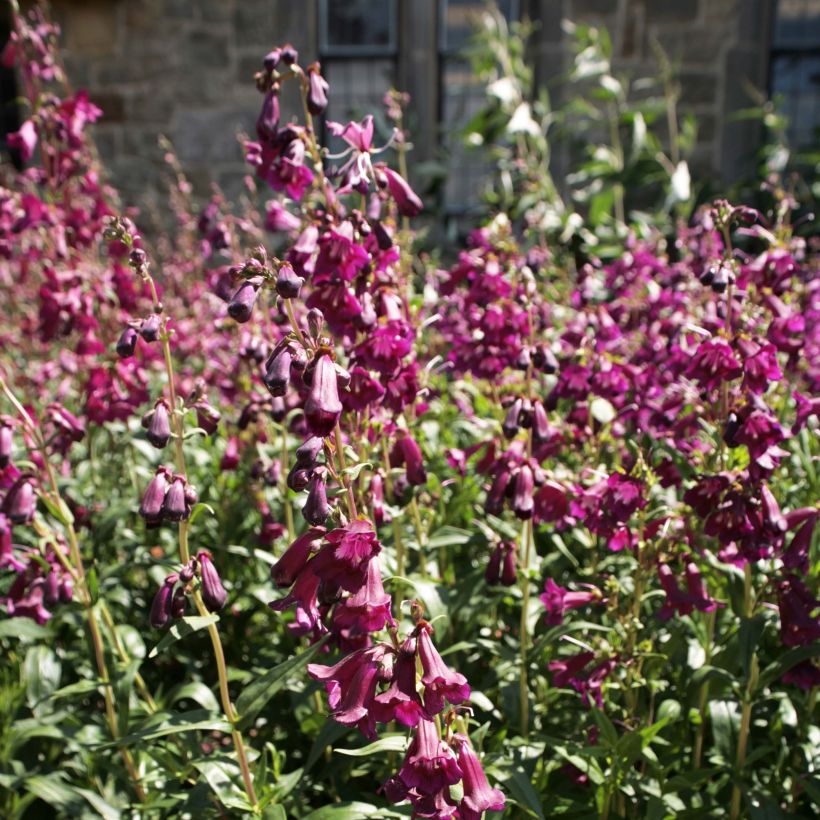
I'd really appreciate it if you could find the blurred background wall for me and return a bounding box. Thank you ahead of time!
[8,0,818,223]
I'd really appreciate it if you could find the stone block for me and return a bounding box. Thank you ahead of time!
[171,107,256,163]
[93,92,126,123]
[52,0,120,57]
[644,0,700,23]
[184,29,232,69]
[678,70,718,106]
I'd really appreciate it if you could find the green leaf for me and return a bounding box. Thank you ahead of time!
[46,678,102,703]
[341,462,372,481]
[39,493,74,526]
[98,709,231,748]
[263,806,287,820]
[335,735,409,757]
[305,719,351,772]
[0,619,50,640]
[169,681,220,713]
[148,614,219,659]
[74,788,121,820]
[498,764,548,818]
[24,645,61,710]
[193,757,254,812]
[709,700,739,758]
[302,803,409,819]
[188,502,215,526]
[426,526,473,549]
[25,774,78,809]
[759,645,820,689]
[591,707,618,748]
[236,637,329,728]
[87,567,99,605]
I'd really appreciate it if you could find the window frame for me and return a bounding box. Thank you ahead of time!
[318,0,398,59]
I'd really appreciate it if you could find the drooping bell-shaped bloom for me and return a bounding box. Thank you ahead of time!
[777,577,820,647]
[270,561,325,636]
[782,513,816,575]
[503,398,523,439]
[512,464,534,520]
[139,313,161,342]
[256,89,280,142]
[416,621,470,714]
[452,734,505,820]
[162,475,189,522]
[7,119,38,163]
[195,401,221,435]
[0,514,23,571]
[372,636,426,727]
[304,352,343,437]
[270,528,325,588]
[0,420,12,468]
[684,562,719,613]
[198,551,228,612]
[333,556,395,634]
[311,519,382,592]
[308,645,388,740]
[228,281,258,323]
[389,430,427,486]
[303,469,330,526]
[263,344,293,397]
[150,574,177,629]
[686,339,742,392]
[485,541,517,586]
[540,578,601,625]
[393,718,463,796]
[657,563,695,619]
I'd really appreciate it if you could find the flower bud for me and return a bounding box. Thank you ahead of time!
[275,262,304,299]
[303,469,330,526]
[306,64,329,115]
[306,308,324,339]
[263,345,293,397]
[150,575,177,629]
[196,401,221,435]
[171,587,188,619]
[228,281,259,323]
[380,167,423,217]
[139,467,169,525]
[502,398,523,439]
[263,49,281,72]
[287,466,311,492]
[198,552,227,612]
[139,314,161,343]
[162,476,189,522]
[512,465,534,520]
[532,400,550,442]
[304,352,342,437]
[280,44,298,65]
[116,326,138,358]
[256,90,280,142]
[179,559,197,584]
[533,344,558,373]
[44,569,60,605]
[5,478,35,525]
[146,400,172,449]
[0,421,13,468]
[296,436,324,469]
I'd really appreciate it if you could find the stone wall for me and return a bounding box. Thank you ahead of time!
[47,0,775,218]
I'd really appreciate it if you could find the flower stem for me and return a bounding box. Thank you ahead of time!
[692,607,716,769]
[519,516,534,739]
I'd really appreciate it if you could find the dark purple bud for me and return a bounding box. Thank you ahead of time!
[304,353,342,437]
[485,544,502,585]
[150,575,177,629]
[139,467,169,524]
[296,436,324,469]
[514,348,531,371]
[723,412,741,448]
[269,396,286,422]
[486,469,511,516]
[512,465,534,520]
[390,431,427,486]
[264,461,281,486]
[171,587,188,619]
[280,44,298,65]
[139,314,161,343]
[162,476,189,522]
[0,421,12,468]
[532,400,550,442]
[228,282,259,323]
[256,90,280,142]
[287,466,311,492]
[146,400,172,449]
[263,49,281,72]
[306,64,329,115]
[116,326,138,358]
[59,578,73,603]
[271,528,324,587]
[196,402,221,435]
[5,478,35,525]
[303,469,331,526]
[501,542,518,585]
[371,220,393,251]
[184,483,198,508]
[533,345,558,374]
[306,308,324,339]
[275,262,304,299]
[761,484,787,533]
[263,345,293,397]
[44,569,60,605]
[380,167,423,217]
[198,552,227,612]
[179,559,197,584]
[502,398,523,439]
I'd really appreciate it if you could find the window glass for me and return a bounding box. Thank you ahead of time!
[320,0,396,56]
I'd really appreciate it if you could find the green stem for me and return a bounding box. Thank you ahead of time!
[692,607,716,769]
[519,517,534,738]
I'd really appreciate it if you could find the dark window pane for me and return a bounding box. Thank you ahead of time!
[773,0,820,48]
[321,0,395,54]
[441,0,519,53]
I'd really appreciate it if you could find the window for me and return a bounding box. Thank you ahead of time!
[770,0,820,149]
[439,0,520,216]
[318,0,398,135]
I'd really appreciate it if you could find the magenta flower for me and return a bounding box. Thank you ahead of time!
[540,578,601,625]
[485,540,517,586]
[269,562,325,636]
[372,636,426,727]
[139,466,170,525]
[777,577,820,647]
[332,556,394,635]
[198,552,227,612]
[452,734,505,820]
[416,621,470,714]
[686,339,742,392]
[4,477,35,525]
[738,338,782,394]
[150,575,177,629]
[7,119,37,163]
[379,166,423,217]
[311,519,381,592]
[392,717,463,796]
[389,430,427,486]
[306,63,329,115]
[308,645,388,740]
[270,528,324,588]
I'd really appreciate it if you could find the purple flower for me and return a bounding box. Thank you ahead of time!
[372,636,426,727]
[686,339,742,392]
[270,562,325,636]
[391,717,463,797]
[116,326,138,358]
[512,464,534,520]
[452,734,505,820]
[738,338,782,394]
[274,262,304,299]
[485,540,517,586]
[308,645,388,740]
[144,399,171,449]
[311,519,381,592]
[270,528,325,588]
[228,281,259,324]
[777,577,820,647]
[198,551,227,612]
[379,166,423,217]
[540,578,601,625]
[263,344,293,398]
[333,555,395,635]
[7,119,37,163]
[416,621,470,714]
[306,63,329,115]
[389,430,427,486]
[304,352,343,437]
[139,466,170,525]
[303,469,330,526]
